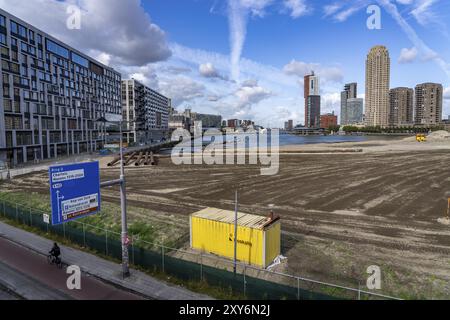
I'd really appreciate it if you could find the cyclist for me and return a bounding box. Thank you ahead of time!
[49,242,61,264]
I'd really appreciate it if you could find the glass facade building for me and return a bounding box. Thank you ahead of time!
[0,9,121,166]
[122,79,170,145]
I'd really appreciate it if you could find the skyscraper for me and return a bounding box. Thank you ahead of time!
[415,83,443,126]
[340,83,357,125]
[365,46,390,127]
[389,87,414,126]
[304,71,320,128]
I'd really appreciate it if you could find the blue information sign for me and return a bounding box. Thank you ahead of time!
[49,161,101,225]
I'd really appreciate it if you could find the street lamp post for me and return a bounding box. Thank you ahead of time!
[97,117,131,278]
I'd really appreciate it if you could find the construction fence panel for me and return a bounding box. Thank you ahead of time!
[0,199,398,300]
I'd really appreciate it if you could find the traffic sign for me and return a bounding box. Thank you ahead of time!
[49,161,101,225]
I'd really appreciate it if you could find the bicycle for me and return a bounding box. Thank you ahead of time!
[47,254,63,269]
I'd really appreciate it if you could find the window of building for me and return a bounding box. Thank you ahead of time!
[18,24,27,38]
[71,52,89,68]
[0,46,9,58]
[0,33,6,45]
[0,15,5,27]
[46,39,69,59]
[10,21,17,34]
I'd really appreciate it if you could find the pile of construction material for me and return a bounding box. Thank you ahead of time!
[107,151,158,167]
[427,130,450,141]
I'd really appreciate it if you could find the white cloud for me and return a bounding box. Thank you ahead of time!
[323,3,343,17]
[398,47,418,63]
[322,92,341,114]
[444,87,450,99]
[235,80,272,109]
[158,76,205,107]
[227,0,275,82]
[376,0,450,78]
[283,0,310,18]
[164,66,192,75]
[0,0,171,66]
[410,0,438,26]
[283,60,344,84]
[199,63,227,80]
[322,1,369,22]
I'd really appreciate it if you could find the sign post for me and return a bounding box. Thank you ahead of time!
[49,162,101,225]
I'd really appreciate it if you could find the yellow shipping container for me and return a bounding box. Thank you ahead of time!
[190,207,281,268]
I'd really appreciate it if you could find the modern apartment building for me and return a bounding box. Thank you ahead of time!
[414,83,443,126]
[365,46,390,127]
[346,98,364,125]
[340,83,357,125]
[0,9,121,166]
[304,71,321,128]
[184,108,222,129]
[169,108,222,132]
[121,79,170,144]
[389,87,414,126]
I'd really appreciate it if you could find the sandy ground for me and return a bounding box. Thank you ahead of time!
[2,136,450,298]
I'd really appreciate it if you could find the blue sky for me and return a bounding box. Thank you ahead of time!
[1,0,450,126]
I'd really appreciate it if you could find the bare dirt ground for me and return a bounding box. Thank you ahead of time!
[2,137,450,298]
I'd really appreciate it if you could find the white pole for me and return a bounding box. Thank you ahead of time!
[233,189,238,274]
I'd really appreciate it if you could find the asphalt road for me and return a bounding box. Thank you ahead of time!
[0,237,144,300]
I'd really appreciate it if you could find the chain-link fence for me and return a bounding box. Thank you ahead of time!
[0,198,400,300]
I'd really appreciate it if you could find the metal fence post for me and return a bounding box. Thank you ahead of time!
[105,230,108,256]
[200,252,203,281]
[131,235,134,265]
[162,244,165,273]
[29,208,32,226]
[82,223,86,247]
[15,204,18,221]
[358,282,361,300]
[63,223,66,239]
[243,265,246,297]
[297,277,300,300]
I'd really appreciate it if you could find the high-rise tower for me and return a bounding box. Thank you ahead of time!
[304,71,320,128]
[365,46,390,127]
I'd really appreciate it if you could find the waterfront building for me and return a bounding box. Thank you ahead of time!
[320,112,338,129]
[121,79,170,144]
[0,9,121,166]
[365,46,390,127]
[414,83,443,126]
[340,83,357,125]
[304,71,321,128]
[346,98,364,125]
[389,87,414,126]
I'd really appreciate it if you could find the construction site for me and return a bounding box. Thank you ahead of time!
[1,133,450,299]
